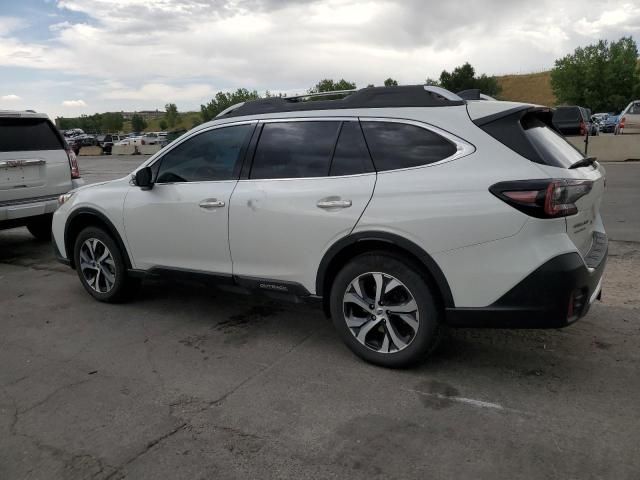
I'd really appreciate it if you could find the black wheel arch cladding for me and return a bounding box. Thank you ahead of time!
[316,231,454,308]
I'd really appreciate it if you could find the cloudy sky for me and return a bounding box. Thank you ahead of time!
[0,0,638,118]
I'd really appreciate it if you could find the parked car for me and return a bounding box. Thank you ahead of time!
[115,136,143,147]
[616,101,640,135]
[599,114,619,134]
[1,110,83,239]
[96,134,114,154]
[67,134,98,155]
[552,106,597,136]
[52,85,607,367]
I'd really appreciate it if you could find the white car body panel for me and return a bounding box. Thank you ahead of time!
[123,180,236,273]
[229,173,376,292]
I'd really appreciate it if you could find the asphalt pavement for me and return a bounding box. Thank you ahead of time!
[1,156,639,479]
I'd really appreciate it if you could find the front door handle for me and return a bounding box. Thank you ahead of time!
[317,198,352,209]
[199,199,225,209]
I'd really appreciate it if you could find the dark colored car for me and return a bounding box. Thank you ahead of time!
[552,106,596,136]
[96,134,114,154]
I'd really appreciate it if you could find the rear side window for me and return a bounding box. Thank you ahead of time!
[250,121,340,179]
[522,116,583,168]
[0,118,64,152]
[361,122,457,171]
[329,122,374,176]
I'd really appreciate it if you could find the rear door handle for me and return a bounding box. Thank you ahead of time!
[199,199,225,209]
[317,198,352,209]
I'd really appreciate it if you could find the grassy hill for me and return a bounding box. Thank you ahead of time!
[496,71,557,106]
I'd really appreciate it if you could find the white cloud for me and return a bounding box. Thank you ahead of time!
[1,0,639,118]
[0,16,26,36]
[1,94,21,101]
[62,99,87,107]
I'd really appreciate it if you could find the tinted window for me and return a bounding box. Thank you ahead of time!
[553,108,580,122]
[330,122,374,176]
[522,116,584,168]
[0,118,63,152]
[361,122,457,171]
[250,121,340,179]
[155,124,253,183]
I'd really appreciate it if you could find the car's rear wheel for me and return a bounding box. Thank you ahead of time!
[73,226,138,303]
[26,214,53,241]
[330,252,442,368]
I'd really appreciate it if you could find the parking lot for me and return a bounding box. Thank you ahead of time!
[1,156,639,479]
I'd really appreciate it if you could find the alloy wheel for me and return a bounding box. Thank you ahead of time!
[343,272,419,353]
[79,238,116,293]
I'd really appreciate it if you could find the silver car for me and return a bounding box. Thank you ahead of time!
[0,110,83,240]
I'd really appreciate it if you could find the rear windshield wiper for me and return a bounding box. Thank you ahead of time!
[569,156,597,169]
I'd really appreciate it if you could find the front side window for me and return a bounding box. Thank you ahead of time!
[155,124,253,183]
[250,121,341,179]
[361,121,457,171]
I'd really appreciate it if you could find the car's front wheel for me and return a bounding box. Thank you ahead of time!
[330,252,442,368]
[73,226,138,303]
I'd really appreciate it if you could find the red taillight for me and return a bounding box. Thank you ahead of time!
[579,120,587,136]
[66,147,80,179]
[490,179,593,218]
[619,117,625,129]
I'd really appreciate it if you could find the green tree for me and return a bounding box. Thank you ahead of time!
[131,113,147,132]
[164,103,179,128]
[435,62,501,95]
[308,78,356,93]
[383,78,398,86]
[159,119,168,130]
[551,36,639,112]
[101,112,123,132]
[200,88,261,122]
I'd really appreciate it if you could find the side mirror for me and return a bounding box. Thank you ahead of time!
[134,166,153,190]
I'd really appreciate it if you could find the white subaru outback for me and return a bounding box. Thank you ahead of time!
[52,86,607,367]
[1,110,82,240]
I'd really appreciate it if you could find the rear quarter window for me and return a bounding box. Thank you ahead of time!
[361,121,457,171]
[0,117,64,152]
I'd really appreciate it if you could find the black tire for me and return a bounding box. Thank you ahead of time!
[73,226,139,303]
[26,214,53,241]
[330,252,442,368]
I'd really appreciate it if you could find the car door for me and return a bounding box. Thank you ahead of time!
[229,118,376,294]
[123,122,255,273]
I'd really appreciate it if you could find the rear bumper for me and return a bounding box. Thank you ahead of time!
[0,195,59,226]
[445,235,607,328]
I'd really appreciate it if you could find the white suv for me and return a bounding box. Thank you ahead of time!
[1,111,82,240]
[52,86,607,367]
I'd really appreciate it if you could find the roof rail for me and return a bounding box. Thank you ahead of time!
[216,85,465,118]
[456,89,496,101]
[215,102,246,118]
[284,89,358,101]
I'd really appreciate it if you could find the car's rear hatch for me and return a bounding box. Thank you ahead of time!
[0,114,72,204]
[469,102,606,262]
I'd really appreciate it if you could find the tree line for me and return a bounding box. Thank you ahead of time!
[56,35,640,132]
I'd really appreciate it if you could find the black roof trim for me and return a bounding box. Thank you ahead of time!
[220,85,465,118]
